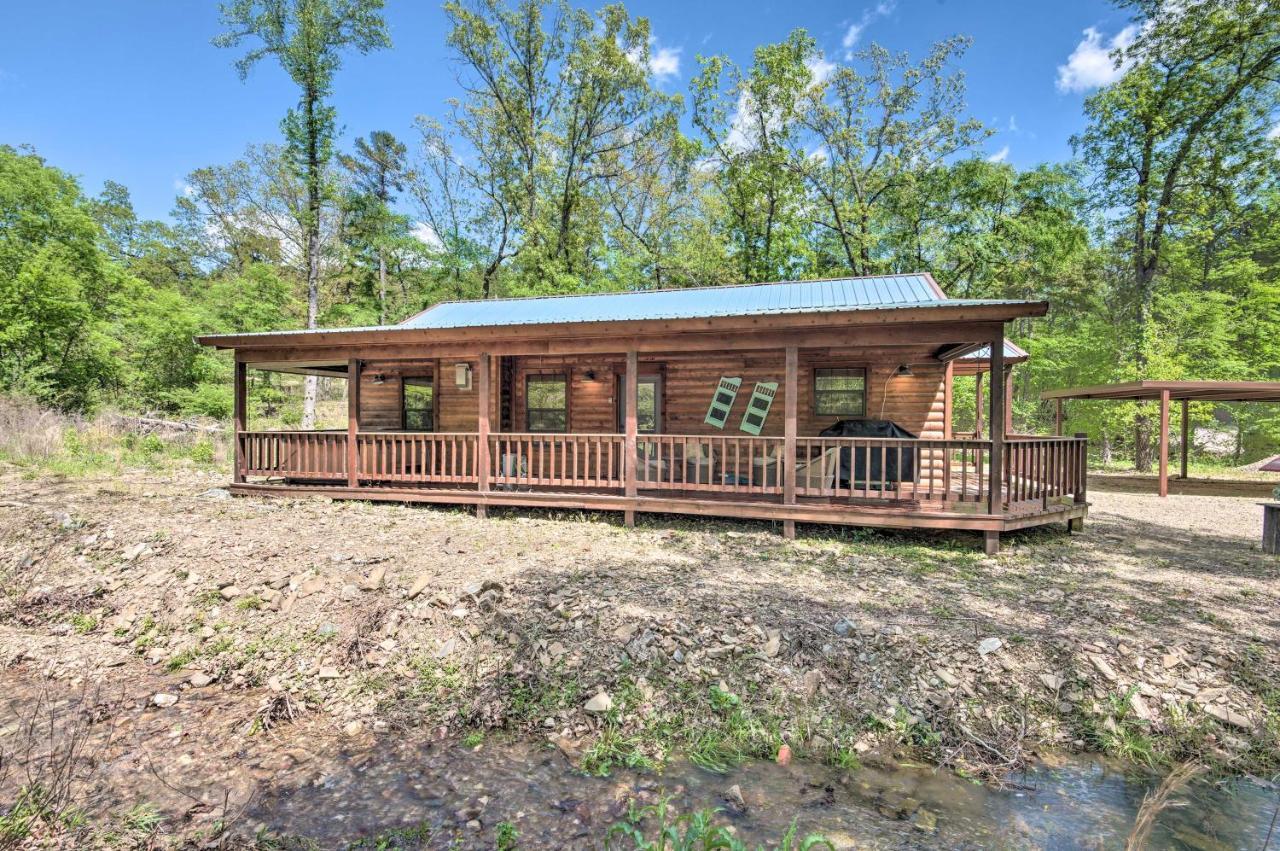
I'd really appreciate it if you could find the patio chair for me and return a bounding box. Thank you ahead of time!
[683,439,717,485]
[794,446,839,492]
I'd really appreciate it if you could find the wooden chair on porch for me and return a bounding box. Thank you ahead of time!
[795,446,839,493]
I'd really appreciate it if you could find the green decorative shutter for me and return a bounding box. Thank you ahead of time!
[739,382,778,435]
[704,376,742,428]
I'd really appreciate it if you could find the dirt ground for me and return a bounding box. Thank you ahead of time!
[1,468,1277,845]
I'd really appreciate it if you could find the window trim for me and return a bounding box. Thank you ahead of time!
[812,366,868,418]
[524,372,570,433]
[401,375,436,432]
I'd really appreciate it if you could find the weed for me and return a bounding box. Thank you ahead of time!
[495,820,519,850]
[70,612,97,634]
[462,730,485,748]
[236,594,264,611]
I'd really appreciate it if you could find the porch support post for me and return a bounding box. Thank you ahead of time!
[1179,398,1189,479]
[477,353,491,518]
[1054,398,1063,436]
[346,358,360,488]
[974,372,984,439]
[233,360,246,484]
[782,346,798,540]
[1004,365,1014,436]
[1158,388,1170,498]
[943,361,954,440]
[986,329,1005,553]
[624,350,638,528]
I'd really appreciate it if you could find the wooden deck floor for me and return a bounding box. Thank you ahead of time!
[230,479,1087,534]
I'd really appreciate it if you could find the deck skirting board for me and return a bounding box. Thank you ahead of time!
[228,482,1087,533]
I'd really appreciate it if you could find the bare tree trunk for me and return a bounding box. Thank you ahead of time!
[301,86,322,431]
[378,249,387,325]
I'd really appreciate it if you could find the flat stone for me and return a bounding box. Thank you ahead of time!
[763,631,781,658]
[1203,704,1252,730]
[189,673,213,688]
[297,578,326,596]
[219,585,242,600]
[584,691,613,713]
[1089,655,1119,682]
[1040,673,1066,692]
[408,575,432,599]
[152,693,178,707]
[935,669,960,688]
[359,566,386,590]
[317,666,341,680]
[977,637,1002,656]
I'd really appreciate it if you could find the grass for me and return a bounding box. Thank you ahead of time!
[604,796,833,851]
[0,395,230,479]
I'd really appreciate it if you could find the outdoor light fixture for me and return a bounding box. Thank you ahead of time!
[455,362,473,389]
[371,373,385,384]
[895,364,914,377]
[585,369,597,381]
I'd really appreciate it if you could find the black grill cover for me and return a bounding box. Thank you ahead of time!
[818,419,917,487]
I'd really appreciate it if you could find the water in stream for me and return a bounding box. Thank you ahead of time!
[243,735,1279,850]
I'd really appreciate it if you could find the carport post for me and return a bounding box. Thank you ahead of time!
[1158,389,1170,498]
[1180,399,1189,480]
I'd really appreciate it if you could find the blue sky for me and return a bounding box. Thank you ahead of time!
[0,0,1133,222]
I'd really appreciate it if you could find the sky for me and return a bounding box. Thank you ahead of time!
[0,0,1136,223]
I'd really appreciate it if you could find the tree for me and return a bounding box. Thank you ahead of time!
[215,0,390,427]
[1074,0,1280,468]
[798,38,988,276]
[691,30,815,282]
[339,131,407,323]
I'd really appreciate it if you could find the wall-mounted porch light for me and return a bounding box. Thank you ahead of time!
[894,363,914,377]
[455,362,473,390]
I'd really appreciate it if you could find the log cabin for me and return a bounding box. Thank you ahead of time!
[196,273,1087,553]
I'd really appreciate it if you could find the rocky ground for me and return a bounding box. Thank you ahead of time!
[1,467,1278,846]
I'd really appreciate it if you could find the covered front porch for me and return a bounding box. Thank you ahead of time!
[227,338,1087,553]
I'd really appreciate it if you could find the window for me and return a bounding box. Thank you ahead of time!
[617,375,662,434]
[526,375,568,432]
[814,368,866,417]
[402,377,434,431]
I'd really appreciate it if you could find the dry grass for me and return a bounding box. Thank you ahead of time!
[0,396,230,476]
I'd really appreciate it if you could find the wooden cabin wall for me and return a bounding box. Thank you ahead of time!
[506,347,946,438]
[355,348,946,438]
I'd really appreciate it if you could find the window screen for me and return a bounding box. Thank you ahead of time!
[526,375,568,432]
[402,378,434,431]
[814,368,866,417]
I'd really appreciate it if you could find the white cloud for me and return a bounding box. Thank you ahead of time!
[806,55,837,86]
[986,145,1010,163]
[411,221,444,251]
[172,179,195,198]
[1056,24,1138,93]
[626,36,681,83]
[841,2,895,59]
[1268,122,1280,141]
[650,44,682,81]
[1008,115,1019,133]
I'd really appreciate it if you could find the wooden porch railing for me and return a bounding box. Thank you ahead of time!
[357,433,479,484]
[636,435,788,495]
[489,433,626,488]
[239,431,347,480]
[235,430,1088,514]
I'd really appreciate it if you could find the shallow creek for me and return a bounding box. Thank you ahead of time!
[243,734,1279,849]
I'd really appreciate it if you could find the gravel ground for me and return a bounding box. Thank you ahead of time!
[1087,489,1266,541]
[0,468,1277,846]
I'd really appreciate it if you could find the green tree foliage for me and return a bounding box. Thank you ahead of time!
[3,0,1279,469]
[216,0,390,426]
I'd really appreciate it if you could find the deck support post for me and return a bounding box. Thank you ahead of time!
[782,345,798,539]
[1070,431,1087,532]
[984,530,1001,555]
[346,358,359,488]
[624,350,638,528]
[1179,398,1189,480]
[987,329,1005,552]
[477,353,491,519]
[233,360,246,484]
[1158,388,1170,498]
[1004,365,1014,436]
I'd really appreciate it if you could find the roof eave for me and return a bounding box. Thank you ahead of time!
[196,300,1048,350]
